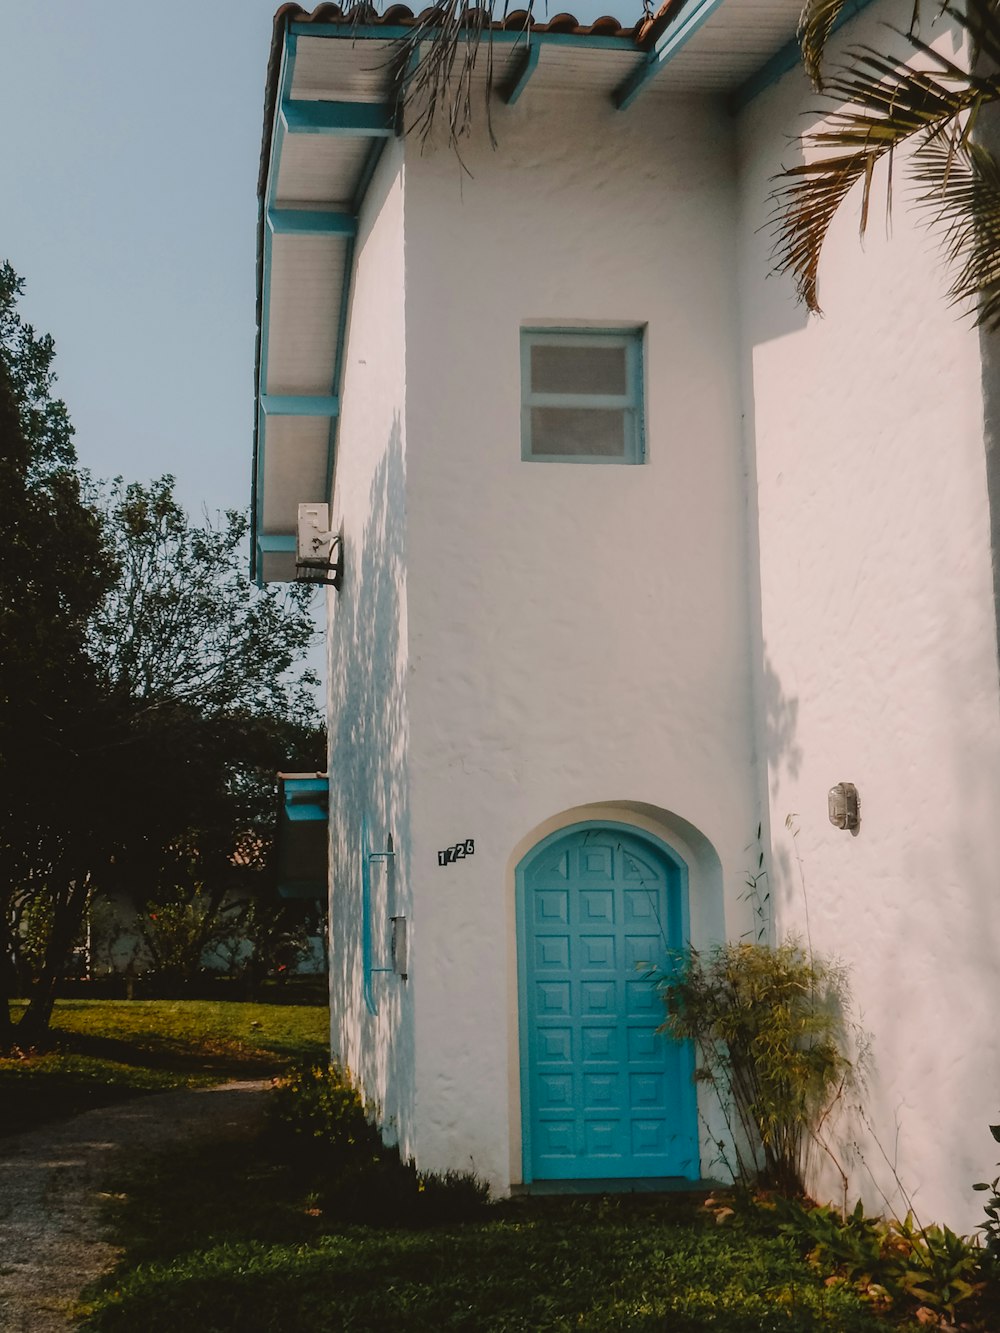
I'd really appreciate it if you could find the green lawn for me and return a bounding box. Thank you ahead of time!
[76,1130,921,1333]
[0,998,329,1136]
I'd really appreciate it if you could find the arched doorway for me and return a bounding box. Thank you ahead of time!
[516,821,699,1183]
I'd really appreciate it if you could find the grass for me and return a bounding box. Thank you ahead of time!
[76,1129,920,1333]
[0,998,329,1136]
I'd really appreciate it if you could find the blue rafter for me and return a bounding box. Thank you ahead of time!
[267,208,357,236]
[502,42,541,105]
[614,0,728,111]
[261,394,340,417]
[281,99,394,136]
[729,0,879,114]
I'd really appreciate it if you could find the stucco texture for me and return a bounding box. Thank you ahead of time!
[738,0,1000,1228]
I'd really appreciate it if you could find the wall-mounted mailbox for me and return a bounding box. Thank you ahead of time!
[391,916,408,980]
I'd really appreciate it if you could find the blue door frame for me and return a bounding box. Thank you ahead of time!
[516,821,699,1184]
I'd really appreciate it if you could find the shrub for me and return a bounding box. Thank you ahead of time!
[267,1062,490,1227]
[656,939,853,1195]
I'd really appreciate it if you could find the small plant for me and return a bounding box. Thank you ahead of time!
[267,1062,490,1227]
[973,1122,1000,1262]
[268,1061,384,1172]
[655,939,852,1195]
[776,1197,985,1326]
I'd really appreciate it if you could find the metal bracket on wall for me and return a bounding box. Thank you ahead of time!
[295,534,343,589]
[363,836,397,1012]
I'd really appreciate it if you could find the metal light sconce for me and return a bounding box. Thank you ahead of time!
[828,782,860,834]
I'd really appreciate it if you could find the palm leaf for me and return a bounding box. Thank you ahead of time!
[799,1,930,89]
[772,0,1000,313]
[912,135,1000,327]
[395,0,521,150]
[798,0,852,88]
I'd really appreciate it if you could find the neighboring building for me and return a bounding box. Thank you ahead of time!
[253,0,1000,1225]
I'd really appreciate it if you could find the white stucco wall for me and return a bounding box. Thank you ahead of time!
[738,0,1000,1228]
[400,91,760,1190]
[325,137,416,1151]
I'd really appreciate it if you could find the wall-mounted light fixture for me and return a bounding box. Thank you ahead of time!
[295,502,342,589]
[828,782,860,834]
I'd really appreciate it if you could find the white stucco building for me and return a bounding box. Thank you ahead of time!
[253,0,1000,1227]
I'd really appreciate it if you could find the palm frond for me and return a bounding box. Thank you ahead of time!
[771,3,1000,313]
[798,0,852,89]
[798,0,927,89]
[395,0,525,150]
[912,135,1000,327]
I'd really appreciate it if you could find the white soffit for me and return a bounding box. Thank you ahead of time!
[262,415,331,534]
[275,134,373,209]
[266,234,345,398]
[653,0,804,94]
[292,36,400,102]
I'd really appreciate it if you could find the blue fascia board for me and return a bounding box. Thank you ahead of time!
[268,208,357,237]
[253,31,298,583]
[261,394,340,417]
[502,42,541,106]
[614,0,728,110]
[729,0,878,113]
[282,99,394,136]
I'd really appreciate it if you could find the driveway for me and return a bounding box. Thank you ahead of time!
[0,1081,270,1332]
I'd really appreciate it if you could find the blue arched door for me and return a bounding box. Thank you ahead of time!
[517,823,699,1182]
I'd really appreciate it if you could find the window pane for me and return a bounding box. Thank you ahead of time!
[531,344,627,397]
[530,407,626,457]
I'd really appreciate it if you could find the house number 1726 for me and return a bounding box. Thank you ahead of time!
[438,839,475,867]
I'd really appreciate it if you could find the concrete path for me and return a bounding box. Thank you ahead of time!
[0,1081,270,1332]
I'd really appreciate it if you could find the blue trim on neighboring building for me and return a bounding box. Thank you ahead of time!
[614,0,728,110]
[729,0,879,113]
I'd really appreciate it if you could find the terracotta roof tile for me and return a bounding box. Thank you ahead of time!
[271,2,642,39]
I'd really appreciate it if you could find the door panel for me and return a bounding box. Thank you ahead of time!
[519,824,699,1182]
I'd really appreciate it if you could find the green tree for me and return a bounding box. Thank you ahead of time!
[0,263,115,1049]
[0,268,324,1047]
[772,0,1000,324]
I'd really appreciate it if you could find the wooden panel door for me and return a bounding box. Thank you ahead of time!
[518,824,698,1182]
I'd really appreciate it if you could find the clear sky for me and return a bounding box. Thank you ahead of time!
[2,0,634,516]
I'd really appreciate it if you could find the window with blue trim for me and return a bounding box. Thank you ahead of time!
[520,328,645,464]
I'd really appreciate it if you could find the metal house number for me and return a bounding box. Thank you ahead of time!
[438,838,475,867]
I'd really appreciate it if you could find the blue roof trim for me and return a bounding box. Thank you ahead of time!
[614,0,728,110]
[289,20,638,49]
[253,28,299,584]
[729,0,879,113]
